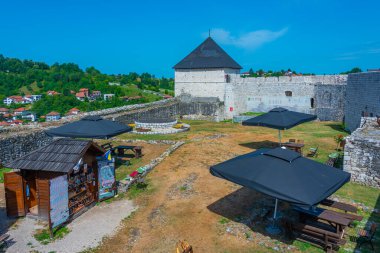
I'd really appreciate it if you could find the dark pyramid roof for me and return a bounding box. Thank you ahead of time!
[6,139,105,173]
[173,37,242,69]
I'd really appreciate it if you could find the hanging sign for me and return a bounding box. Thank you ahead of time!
[98,159,115,201]
[50,175,69,228]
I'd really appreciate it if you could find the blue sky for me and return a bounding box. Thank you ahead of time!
[1,0,379,77]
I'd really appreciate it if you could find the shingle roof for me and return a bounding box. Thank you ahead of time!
[6,139,104,173]
[173,37,242,70]
[47,111,60,116]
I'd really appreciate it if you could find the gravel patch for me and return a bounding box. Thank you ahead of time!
[5,199,136,253]
[167,173,199,200]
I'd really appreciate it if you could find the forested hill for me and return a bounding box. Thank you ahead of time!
[0,54,174,99]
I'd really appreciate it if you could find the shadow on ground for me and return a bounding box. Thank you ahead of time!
[207,187,295,246]
[352,193,380,252]
[239,140,278,150]
[325,123,348,133]
[0,207,17,252]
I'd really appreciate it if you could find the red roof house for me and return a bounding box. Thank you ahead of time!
[14,107,27,115]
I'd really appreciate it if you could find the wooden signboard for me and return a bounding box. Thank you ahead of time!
[98,159,115,201]
[49,175,69,228]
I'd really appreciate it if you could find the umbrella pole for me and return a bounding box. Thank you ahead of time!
[273,198,278,220]
[265,198,282,235]
[278,130,282,146]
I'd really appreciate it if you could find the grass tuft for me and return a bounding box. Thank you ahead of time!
[34,226,70,245]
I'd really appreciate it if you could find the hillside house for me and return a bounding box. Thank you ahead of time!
[3,96,31,105]
[47,90,61,96]
[79,88,89,97]
[46,111,61,122]
[0,108,9,115]
[10,120,23,126]
[66,108,80,116]
[21,111,37,122]
[14,107,27,116]
[91,90,101,99]
[25,95,42,103]
[103,94,115,100]
[75,92,86,101]
[0,121,10,127]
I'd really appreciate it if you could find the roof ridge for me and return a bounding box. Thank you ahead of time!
[173,37,242,70]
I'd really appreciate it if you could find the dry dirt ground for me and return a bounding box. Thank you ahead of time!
[96,125,332,253]
[1,122,366,253]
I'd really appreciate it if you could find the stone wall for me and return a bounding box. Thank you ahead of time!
[230,75,347,121]
[344,72,380,132]
[0,130,53,165]
[113,95,224,124]
[0,96,223,165]
[174,70,347,121]
[314,83,346,121]
[344,117,380,188]
[174,68,240,102]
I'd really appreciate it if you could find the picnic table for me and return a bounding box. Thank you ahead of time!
[282,142,305,154]
[113,145,143,158]
[294,206,350,236]
[320,199,358,213]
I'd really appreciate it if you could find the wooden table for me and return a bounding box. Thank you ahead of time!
[320,199,358,213]
[294,206,350,236]
[282,142,305,154]
[114,145,143,158]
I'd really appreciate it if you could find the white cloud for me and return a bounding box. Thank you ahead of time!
[334,45,380,61]
[204,28,288,50]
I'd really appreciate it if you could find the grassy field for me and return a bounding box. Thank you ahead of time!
[94,120,379,253]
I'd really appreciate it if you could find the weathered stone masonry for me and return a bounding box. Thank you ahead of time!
[344,72,380,132]
[344,117,380,188]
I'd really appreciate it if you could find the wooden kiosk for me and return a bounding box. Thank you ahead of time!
[4,139,110,228]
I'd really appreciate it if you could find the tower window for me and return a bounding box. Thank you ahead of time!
[310,98,315,108]
[225,74,230,83]
[285,91,292,97]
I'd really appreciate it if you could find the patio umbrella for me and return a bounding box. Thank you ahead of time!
[242,108,317,144]
[210,147,350,233]
[46,115,132,139]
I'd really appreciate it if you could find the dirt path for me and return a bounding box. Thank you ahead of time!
[96,132,300,253]
[6,199,136,253]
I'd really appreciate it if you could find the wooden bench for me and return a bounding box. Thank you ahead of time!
[294,206,350,236]
[284,219,346,252]
[115,145,143,158]
[325,158,336,167]
[307,146,319,157]
[101,142,113,151]
[324,209,363,223]
[117,157,131,165]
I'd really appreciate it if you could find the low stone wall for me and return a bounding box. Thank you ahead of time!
[0,130,53,165]
[135,120,178,129]
[117,140,185,192]
[344,117,380,188]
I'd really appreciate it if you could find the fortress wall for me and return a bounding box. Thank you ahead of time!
[230,75,347,121]
[344,72,380,132]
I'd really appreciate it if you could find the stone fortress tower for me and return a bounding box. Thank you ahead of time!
[173,37,242,118]
[174,37,348,121]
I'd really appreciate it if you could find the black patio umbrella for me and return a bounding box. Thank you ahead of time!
[210,147,350,233]
[242,107,317,144]
[46,115,132,139]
